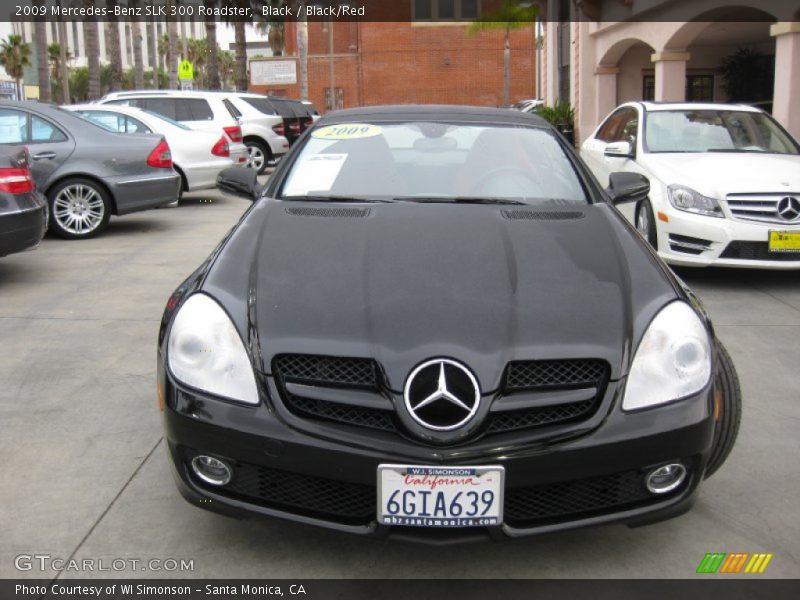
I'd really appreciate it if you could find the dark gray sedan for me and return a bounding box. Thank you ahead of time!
[0,145,47,257]
[0,101,180,239]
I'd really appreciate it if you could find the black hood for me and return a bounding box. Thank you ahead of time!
[203,200,679,393]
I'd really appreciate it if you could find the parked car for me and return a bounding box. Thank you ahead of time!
[512,98,545,113]
[302,100,322,122]
[159,105,741,541]
[581,102,800,268]
[97,90,248,167]
[263,96,314,146]
[214,92,291,174]
[0,101,179,239]
[65,104,243,199]
[0,145,47,257]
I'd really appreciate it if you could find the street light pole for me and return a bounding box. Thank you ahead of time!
[328,20,335,110]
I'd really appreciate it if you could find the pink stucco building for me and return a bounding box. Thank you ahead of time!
[536,0,800,143]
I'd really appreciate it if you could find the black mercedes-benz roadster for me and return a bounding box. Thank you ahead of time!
[157,105,741,542]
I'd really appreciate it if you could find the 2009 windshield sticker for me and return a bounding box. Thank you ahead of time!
[312,123,383,140]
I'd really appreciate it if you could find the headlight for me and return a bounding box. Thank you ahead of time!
[167,293,259,405]
[623,301,712,411]
[667,185,723,217]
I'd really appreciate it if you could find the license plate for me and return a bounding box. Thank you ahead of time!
[377,464,504,528]
[769,231,800,252]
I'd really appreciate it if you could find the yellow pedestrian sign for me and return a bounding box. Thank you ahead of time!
[178,60,194,81]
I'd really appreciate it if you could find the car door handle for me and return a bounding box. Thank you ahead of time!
[32,151,57,161]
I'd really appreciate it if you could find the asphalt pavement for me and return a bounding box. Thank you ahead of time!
[1,185,798,579]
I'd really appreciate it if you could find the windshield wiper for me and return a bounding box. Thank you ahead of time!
[393,196,527,205]
[281,195,396,203]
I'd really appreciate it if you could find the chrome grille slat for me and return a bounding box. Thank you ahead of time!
[726,193,800,225]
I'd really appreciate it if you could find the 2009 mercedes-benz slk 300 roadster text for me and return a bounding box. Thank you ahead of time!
[157,106,741,542]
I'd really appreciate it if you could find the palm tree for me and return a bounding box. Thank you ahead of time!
[47,42,72,101]
[56,21,71,103]
[0,34,31,100]
[83,17,101,100]
[186,39,208,87]
[204,0,221,89]
[148,20,160,88]
[131,0,144,89]
[167,0,179,88]
[218,49,235,89]
[34,2,50,102]
[105,1,123,91]
[233,20,247,91]
[469,0,537,106]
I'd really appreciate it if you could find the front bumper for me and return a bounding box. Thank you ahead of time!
[656,210,800,269]
[161,370,715,542]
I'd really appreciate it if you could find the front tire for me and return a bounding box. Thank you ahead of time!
[635,199,657,248]
[48,178,111,239]
[245,140,270,175]
[704,340,742,478]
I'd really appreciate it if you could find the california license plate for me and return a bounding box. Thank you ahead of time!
[769,231,800,252]
[377,465,504,527]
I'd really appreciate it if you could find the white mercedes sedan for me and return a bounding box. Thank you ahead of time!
[65,104,247,199]
[581,102,800,268]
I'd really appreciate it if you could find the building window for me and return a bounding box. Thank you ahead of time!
[642,75,655,101]
[686,75,714,102]
[325,87,344,111]
[413,0,481,21]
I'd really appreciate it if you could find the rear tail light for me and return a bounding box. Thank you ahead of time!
[223,126,243,143]
[147,139,173,169]
[272,123,285,136]
[0,167,35,194]
[211,136,230,157]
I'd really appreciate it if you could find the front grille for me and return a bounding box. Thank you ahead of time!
[288,395,396,431]
[273,355,609,439]
[486,399,596,433]
[720,241,800,262]
[504,359,608,390]
[504,469,684,527]
[274,354,377,387]
[207,461,376,525]
[726,193,800,225]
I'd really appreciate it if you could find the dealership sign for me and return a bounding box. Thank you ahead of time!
[250,59,297,86]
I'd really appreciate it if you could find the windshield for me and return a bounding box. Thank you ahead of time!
[279,122,588,204]
[645,110,799,154]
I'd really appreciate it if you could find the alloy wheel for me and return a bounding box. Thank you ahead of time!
[247,145,265,171]
[53,184,105,235]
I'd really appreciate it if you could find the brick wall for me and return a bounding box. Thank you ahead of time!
[252,21,536,113]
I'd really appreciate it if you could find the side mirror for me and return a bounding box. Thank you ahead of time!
[216,167,262,201]
[604,141,634,158]
[606,172,650,205]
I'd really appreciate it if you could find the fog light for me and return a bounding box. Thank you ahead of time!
[191,455,232,486]
[645,463,687,494]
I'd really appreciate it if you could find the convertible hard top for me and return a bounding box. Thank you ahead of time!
[318,104,552,128]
